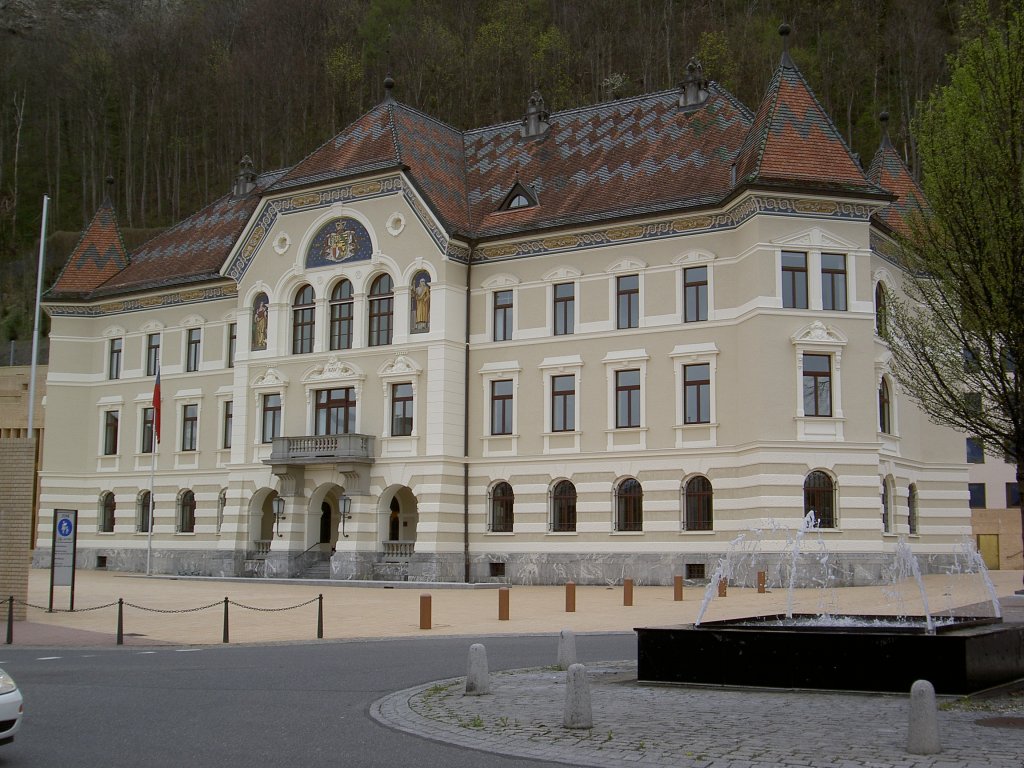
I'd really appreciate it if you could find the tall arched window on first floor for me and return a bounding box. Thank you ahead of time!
[98,491,115,533]
[489,481,514,533]
[550,480,577,532]
[292,284,315,354]
[136,490,152,533]
[874,281,888,337]
[684,476,713,531]
[329,279,354,350]
[615,478,643,531]
[177,489,196,533]
[804,471,836,529]
[368,273,394,346]
[878,377,892,434]
[908,483,919,535]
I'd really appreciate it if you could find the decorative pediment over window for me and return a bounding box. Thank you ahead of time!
[498,182,537,212]
[378,355,422,378]
[773,227,858,251]
[181,314,206,328]
[481,273,521,289]
[541,266,582,282]
[791,320,848,347]
[607,258,648,274]
[303,355,364,383]
[251,368,288,388]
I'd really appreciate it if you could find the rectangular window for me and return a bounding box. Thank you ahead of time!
[368,295,393,347]
[490,380,513,435]
[222,400,233,449]
[108,338,123,380]
[146,334,160,376]
[186,328,201,372]
[684,266,708,322]
[1007,482,1021,508]
[966,437,985,464]
[683,363,710,424]
[968,482,987,509]
[551,375,575,432]
[181,404,198,451]
[227,324,237,368]
[391,383,414,437]
[782,251,808,309]
[141,407,155,454]
[553,282,575,335]
[616,274,639,329]
[615,369,641,428]
[261,394,281,443]
[802,354,832,417]
[821,253,847,311]
[493,290,513,341]
[315,387,356,435]
[103,411,119,455]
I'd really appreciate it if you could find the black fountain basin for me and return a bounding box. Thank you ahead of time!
[636,614,1024,694]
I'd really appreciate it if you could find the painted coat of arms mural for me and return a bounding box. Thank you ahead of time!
[306,217,373,268]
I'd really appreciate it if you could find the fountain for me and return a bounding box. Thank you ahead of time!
[636,516,1024,694]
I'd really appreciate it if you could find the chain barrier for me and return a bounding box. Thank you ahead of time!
[5,593,326,646]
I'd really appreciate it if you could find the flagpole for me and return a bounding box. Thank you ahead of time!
[146,361,160,576]
[28,195,49,435]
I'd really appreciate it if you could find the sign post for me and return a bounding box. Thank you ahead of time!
[49,509,78,611]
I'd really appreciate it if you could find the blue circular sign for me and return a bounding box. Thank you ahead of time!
[57,518,73,537]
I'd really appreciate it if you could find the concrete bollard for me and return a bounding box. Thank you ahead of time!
[623,578,633,606]
[717,577,727,597]
[565,581,576,613]
[464,643,490,696]
[563,663,593,729]
[757,571,766,593]
[673,575,684,601]
[557,627,577,670]
[498,587,510,621]
[907,679,941,755]
[419,593,432,630]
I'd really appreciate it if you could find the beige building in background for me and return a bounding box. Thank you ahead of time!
[33,40,990,585]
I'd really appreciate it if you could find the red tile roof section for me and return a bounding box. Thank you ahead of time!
[49,200,128,298]
[867,134,928,239]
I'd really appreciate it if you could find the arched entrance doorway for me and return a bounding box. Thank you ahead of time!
[309,483,344,553]
[380,485,417,557]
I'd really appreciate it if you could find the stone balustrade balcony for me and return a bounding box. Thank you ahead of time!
[266,434,375,467]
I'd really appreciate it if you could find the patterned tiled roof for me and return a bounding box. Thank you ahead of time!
[48,200,128,299]
[734,51,878,194]
[867,129,927,239]
[87,171,283,298]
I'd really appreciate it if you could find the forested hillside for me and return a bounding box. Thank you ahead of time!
[0,0,967,342]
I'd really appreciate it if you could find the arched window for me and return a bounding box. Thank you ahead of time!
[804,471,836,528]
[99,492,115,533]
[615,478,643,532]
[551,480,577,532]
[874,282,888,337]
[881,476,892,533]
[908,484,919,535]
[136,490,151,533]
[177,489,196,533]
[684,476,713,531]
[489,482,514,533]
[878,378,891,434]
[329,279,354,350]
[292,284,315,354]
[217,488,228,533]
[368,274,394,346]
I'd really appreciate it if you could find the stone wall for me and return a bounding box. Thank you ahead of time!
[0,438,37,620]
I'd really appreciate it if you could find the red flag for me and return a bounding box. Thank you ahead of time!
[152,366,161,444]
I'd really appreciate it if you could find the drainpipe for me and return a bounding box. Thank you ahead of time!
[463,245,473,583]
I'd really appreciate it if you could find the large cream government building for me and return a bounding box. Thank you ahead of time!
[33,40,978,585]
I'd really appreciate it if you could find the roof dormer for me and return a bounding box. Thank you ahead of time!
[678,59,709,110]
[520,90,550,139]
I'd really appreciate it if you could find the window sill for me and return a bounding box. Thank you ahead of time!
[174,532,196,536]
[680,529,715,535]
[97,531,115,535]
[485,531,515,536]
[546,531,578,536]
[611,530,644,535]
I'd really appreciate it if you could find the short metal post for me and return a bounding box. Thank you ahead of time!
[673,575,684,602]
[565,581,576,613]
[419,593,432,630]
[498,587,510,620]
[717,577,727,598]
[116,598,124,645]
[757,571,767,594]
[222,597,230,643]
[5,596,13,645]
[317,594,323,639]
[623,578,633,606]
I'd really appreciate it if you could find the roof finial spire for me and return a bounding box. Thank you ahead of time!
[779,23,795,69]
[878,111,893,150]
[383,71,395,102]
[104,174,114,203]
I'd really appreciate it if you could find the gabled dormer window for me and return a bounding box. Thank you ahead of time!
[499,182,537,212]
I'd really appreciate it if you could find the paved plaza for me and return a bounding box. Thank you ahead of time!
[4,568,1024,767]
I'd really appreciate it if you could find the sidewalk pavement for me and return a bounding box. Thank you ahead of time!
[5,568,1024,768]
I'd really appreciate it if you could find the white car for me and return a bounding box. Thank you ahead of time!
[0,668,23,745]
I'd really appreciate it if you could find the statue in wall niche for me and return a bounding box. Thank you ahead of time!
[412,271,431,332]
[252,292,269,350]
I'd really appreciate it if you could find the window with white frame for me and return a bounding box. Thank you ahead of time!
[821,253,847,311]
[136,490,151,533]
[390,383,413,437]
[550,374,576,432]
[489,481,514,533]
[180,404,198,451]
[108,337,123,380]
[615,477,643,531]
[102,410,120,455]
[98,491,116,532]
[791,322,846,440]
[185,328,201,372]
[684,266,708,322]
[493,290,513,341]
[261,393,282,443]
[550,479,576,532]
[553,282,575,335]
[177,489,196,533]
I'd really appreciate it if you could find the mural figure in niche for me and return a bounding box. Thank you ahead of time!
[411,271,431,333]
[252,292,269,350]
[306,217,373,269]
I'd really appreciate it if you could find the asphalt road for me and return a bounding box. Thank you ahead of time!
[0,632,636,768]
